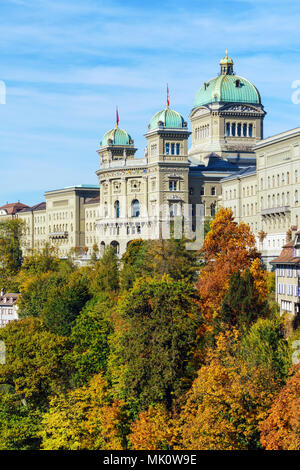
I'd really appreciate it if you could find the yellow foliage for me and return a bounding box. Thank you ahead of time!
[40,373,124,450]
[250,258,269,302]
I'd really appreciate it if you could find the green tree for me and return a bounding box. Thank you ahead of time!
[68,296,113,386]
[239,317,291,384]
[219,268,269,332]
[120,239,150,291]
[89,246,119,295]
[108,275,200,415]
[0,317,71,408]
[18,268,91,336]
[0,218,25,290]
[0,392,42,450]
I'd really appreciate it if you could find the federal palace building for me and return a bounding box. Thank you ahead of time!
[2,52,300,273]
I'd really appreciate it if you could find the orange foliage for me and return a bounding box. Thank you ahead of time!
[129,404,177,450]
[197,208,260,331]
[178,330,278,450]
[260,365,300,450]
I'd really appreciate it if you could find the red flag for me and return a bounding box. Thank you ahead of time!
[116,107,119,127]
[167,84,170,107]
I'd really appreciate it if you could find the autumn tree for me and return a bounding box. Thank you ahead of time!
[108,275,200,415]
[40,373,125,450]
[128,404,177,450]
[197,208,261,341]
[260,365,300,450]
[179,330,282,450]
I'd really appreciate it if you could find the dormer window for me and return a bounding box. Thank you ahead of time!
[235,79,241,88]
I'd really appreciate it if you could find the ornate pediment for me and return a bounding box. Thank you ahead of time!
[221,104,264,115]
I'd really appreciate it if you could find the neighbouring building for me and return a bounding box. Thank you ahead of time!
[0,291,19,328]
[271,230,300,322]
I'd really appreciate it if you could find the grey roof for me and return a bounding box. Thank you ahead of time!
[220,166,256,182]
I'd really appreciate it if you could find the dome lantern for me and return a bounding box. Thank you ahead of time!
[220,50,234,75]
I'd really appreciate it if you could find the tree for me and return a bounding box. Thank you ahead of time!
[146,239,199,283]
[239,317,291,384]
[197,208,261,341]
[18,268,91,336]
[0,219,25,290]
[120,239,150,291]
[179,330,281,450]
[259,365,300,450]
[0,317,71,408]
[0,392,42,450]
[88,246,119,295]
[128,404,176,450]
[219,268,269,331]
[40,373,125,450]
[108,275,200,415]
[67,296,113,386]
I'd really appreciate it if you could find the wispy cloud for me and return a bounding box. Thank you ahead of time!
[1,0,300,205]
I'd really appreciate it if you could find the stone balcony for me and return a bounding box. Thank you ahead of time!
[49,231,68,239]
[261,206,290,216]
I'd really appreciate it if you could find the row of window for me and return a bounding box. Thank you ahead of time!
[190,187,216,196]
[49,211,73,221]
[165,143,181,156]
[277,283,299,297]
[260,170,298,189]
[276,266,300,278]
[104,199,140,219]
[226,122,253,137]
[195,125,210,140]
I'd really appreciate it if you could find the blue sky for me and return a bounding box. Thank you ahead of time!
[1,0,300,206]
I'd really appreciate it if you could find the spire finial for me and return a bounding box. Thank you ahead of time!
[116,106,119,128]
[166,83,170,109]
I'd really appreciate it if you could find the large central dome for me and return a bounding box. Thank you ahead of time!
[193,52,261,108]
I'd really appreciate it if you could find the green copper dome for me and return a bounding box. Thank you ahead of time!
[149,107,186,130]
[193,53,261,108]
[100,127,133,147]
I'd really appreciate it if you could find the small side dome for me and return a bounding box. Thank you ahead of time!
[149,108,186,130]
[100,127,133,148]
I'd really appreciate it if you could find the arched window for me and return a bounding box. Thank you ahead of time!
[211,203,216,217]
[114,200,120,218]
[132,199,140,217]
[111,241,120,254]
[211,187,216,196]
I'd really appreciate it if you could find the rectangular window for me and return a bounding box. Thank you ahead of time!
[169,180,177,191]
[176,143,180,155]
[165,143,170,155]
[171,143,175,155]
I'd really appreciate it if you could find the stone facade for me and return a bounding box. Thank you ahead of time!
[220,127,300,267]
